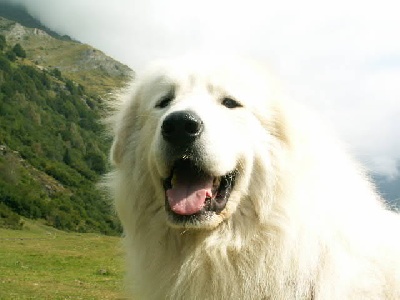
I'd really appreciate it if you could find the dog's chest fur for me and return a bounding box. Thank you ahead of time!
[126,220,315,300]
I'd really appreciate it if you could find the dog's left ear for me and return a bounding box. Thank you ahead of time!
[110,93,141,167]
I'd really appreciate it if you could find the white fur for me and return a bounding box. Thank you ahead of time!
[107,57,400,299]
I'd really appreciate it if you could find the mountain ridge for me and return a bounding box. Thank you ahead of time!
[0,2,73,41]
[0,14,133,95]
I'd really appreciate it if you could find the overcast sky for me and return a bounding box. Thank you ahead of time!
[3,0,400,178]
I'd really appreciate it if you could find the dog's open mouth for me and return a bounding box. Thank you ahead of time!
[163,159,236,220]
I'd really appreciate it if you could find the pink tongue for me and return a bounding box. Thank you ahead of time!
[166,177,213,215]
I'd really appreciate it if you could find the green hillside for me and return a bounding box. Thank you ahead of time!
[0,30,122,235]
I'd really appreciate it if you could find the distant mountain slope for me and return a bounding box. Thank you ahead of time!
[0,14,133,95]
[0,11,132,234]
[0,2,72,40]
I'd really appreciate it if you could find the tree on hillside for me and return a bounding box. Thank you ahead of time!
[51,68,62,80]
[12,43,26,58]
[5,50,16,61]
[0,55,12,73]
[63,148,72,165]
[0,35,6,51]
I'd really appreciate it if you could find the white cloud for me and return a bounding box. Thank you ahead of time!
[5,0,400,177]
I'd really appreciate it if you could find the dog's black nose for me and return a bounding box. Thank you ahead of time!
[162,111,203,146]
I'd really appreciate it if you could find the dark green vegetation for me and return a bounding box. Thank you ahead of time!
[0,34,122,235]
[0,222,124,299]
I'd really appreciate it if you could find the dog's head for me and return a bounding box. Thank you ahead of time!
[111,57,285,230]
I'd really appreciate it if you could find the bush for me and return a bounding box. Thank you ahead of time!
[13,43,26,58]
[5,50,16,61]
[0,35,6,50]
[44,162,83,187]
[0,203,23,230]
[0,55,11,72]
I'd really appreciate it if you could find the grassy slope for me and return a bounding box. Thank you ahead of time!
[22,38,129,95]
[0,221,126,299]
[0,16,132,96]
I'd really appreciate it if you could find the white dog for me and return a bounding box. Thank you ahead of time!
[107,57,400,299]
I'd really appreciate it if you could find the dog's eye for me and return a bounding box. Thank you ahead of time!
[221,97,242,109]
[155,92,174,109]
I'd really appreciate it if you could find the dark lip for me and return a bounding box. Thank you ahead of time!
[163,159,237,223]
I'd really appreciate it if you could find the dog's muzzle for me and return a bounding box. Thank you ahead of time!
[160,110,237,225]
